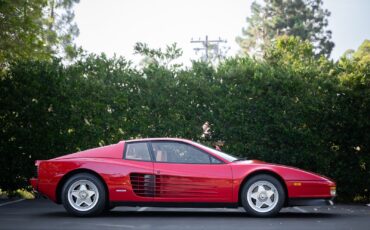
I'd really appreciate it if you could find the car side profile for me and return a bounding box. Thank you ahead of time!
[30,138,336,217]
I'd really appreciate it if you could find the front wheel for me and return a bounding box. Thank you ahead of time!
[61,173,106,216]
[241,174,285,217]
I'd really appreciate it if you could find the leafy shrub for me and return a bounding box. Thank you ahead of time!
[0,38,368,202]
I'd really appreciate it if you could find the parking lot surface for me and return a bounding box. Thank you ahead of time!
[1,198,369,230]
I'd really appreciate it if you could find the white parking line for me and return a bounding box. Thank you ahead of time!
[137,207,148,212]
[95,224,136,229]
[293,206,308,213]
[0,199,25,207]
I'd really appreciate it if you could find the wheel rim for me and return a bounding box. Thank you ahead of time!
[67,179,99,212]
[246,180,279,213]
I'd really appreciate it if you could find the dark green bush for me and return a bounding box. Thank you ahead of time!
[0,38,368,202]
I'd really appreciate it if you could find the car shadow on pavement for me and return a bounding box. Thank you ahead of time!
[38,211,340,219]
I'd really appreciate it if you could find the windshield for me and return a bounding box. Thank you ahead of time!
[191,141,239,162]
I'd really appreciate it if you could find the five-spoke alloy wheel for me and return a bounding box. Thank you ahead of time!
[241,174,285,217]
[62,173,106,216]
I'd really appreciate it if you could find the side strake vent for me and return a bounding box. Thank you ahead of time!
[130,173,219,198]
[155,174,218,198]
[130,173,155,197]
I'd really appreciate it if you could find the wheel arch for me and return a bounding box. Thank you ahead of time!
[238,170,288,206]
[55,168,109,204]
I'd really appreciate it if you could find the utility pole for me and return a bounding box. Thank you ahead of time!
[191,35,227,62]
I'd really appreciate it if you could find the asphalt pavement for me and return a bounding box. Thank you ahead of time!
[0,198,369,230]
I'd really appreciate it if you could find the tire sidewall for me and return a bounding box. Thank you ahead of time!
[61,173,106,217]
[241,174,285,217]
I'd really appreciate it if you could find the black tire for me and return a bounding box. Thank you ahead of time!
[241,174,285,217]
[104,203,115,213]
[61,173,106,217]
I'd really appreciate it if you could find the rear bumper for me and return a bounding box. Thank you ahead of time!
[288,198,334,206]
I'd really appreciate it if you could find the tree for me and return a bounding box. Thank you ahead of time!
[44,0,80,59]
[134,42,183,69]
[264,35,315,68]
[352,39,370,65]
[0,0,79,68]
[335,39,370,201]
[236,0,334,57]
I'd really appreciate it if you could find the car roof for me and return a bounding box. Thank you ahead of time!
[122,137,191,143]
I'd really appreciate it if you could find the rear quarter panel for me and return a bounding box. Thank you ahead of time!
[37,158,153,203]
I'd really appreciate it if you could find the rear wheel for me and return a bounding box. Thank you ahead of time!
[61,173,106,216]
[241,174,285,217]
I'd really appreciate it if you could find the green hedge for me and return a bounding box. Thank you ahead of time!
[0,38,369,202]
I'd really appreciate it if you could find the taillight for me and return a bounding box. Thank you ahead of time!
[330,186,336,197]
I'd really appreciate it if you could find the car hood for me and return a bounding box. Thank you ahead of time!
[231,159,334,182]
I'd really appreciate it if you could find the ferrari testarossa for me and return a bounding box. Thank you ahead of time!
[30,138,336,217]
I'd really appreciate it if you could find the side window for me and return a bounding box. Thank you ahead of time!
[125,142,151,161]
[210,156,222,164]
[152,142,219,164]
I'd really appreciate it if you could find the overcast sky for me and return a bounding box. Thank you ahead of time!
[74,0,370,63]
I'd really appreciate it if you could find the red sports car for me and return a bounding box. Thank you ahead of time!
[30,138,336,217]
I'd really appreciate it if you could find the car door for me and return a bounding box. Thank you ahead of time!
[151,141,233,203]
[120,141,154,202]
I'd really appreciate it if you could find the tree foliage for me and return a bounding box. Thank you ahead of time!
[134,42,183,69]
[342,40,370,66]
[237,0,334,57]
[0,0,79,67]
